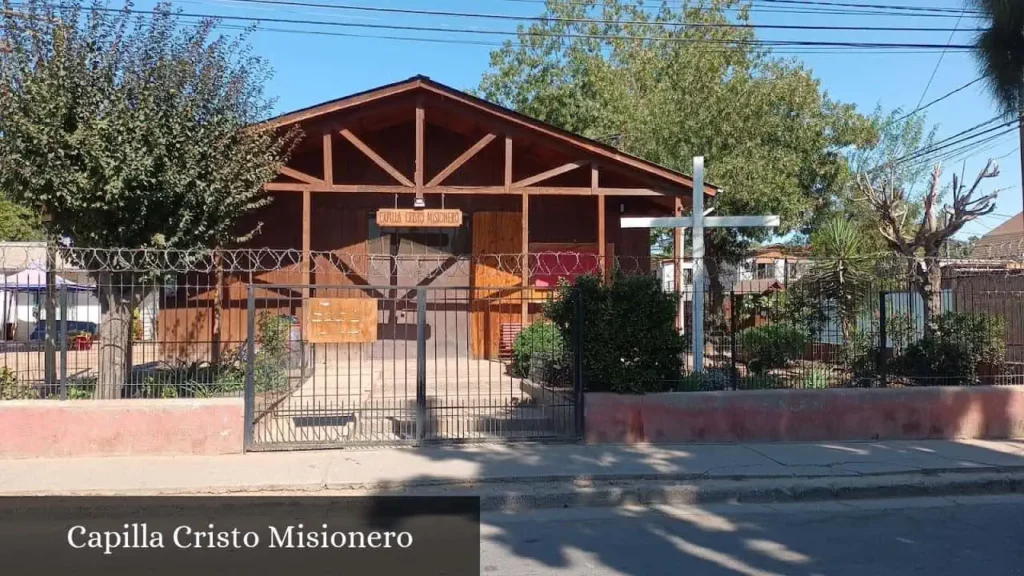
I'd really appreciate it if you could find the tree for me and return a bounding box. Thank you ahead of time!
[477,0,875,315]
[969,0,1024,208]
[0,199,44,241]
[807,217,871,341]
[820,106,936,252]
[860,161,999,334]
[0,1,294,398]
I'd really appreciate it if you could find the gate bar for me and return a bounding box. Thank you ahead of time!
[416,288,427,441]
[243,285,256,452]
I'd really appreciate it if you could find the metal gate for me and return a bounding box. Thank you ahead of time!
[243,284,583,450]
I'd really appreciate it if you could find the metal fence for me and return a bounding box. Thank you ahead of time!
[0,245,1021,409]
[243,284,583,449]
[659,257,1024,391]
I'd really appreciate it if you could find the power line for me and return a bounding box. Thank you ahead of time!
[895,119,1019,166]
[891,115,1006,164]
[753,0,979,15]
[913,6,968,110]
[202,0,986,33]
[891,76,985,124]
[1,3,981,50]
[200,22,977,54]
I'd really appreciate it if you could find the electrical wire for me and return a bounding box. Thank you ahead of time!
[200,0,987,33]
[0,3,981,50]
[753,0,979,15]
[896,120,1019,166]
[913,6,968,109]
[891,76,985,124]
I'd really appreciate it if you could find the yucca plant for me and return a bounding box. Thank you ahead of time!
[808,218,872,342]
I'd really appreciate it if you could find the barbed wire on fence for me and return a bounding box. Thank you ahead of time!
[0,244,1020,282]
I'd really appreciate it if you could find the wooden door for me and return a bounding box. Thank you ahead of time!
[470,211,523,359]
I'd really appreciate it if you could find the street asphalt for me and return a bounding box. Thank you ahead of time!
[480,494,1024,575]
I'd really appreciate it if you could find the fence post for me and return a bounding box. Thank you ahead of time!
[243,285,256,452]
[730,290,738,388]
[416,288,427,443]
[878,291,888,388]
[59,286,67,400]
[573,288,585,440]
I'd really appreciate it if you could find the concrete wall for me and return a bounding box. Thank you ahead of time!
[586,387,1024,444]
[0,398,243,458]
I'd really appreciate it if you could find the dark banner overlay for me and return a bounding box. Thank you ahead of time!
[0,496,480,576]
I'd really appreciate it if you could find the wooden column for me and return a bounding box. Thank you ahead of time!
[594,164,605,281]
[322,132,333,186]
[673,196,684,331]
[521,192,529,324]
[415,99,425,198]
[302,188,311,299]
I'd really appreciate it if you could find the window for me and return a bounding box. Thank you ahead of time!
[756,263,773,279]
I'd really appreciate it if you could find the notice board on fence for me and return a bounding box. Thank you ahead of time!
[305,298,378,343]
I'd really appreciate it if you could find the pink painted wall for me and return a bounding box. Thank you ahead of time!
[0,399,244,458]
[586,387,1024,444]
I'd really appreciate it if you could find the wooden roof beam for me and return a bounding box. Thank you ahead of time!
[427,133,497,187]
[339,128,414,188]
[512,161,586,188]
[280,166,324,186]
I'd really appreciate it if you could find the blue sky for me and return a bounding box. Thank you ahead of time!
[159,0,1020,239]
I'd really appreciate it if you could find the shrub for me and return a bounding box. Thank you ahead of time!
[132,359,245,399]
[737,323,807,373]
[672,369,732,392]
[737,373,785,390]
[545,272,685,394]
[511,321,564,379]
[897,312,1006,386]
[0,367,38,400]
[253,313,293,393]
[800,366,832,389]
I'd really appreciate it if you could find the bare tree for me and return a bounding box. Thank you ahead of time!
[859,160,999,334]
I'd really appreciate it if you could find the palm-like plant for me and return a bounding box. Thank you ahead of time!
[808,218,872,341]
[970,0,1024,202]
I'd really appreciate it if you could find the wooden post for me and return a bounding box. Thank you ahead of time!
[520,191,528,323]
[302,188,311,300]
[673,197,684,332]
[322,132,333,186]
[594,164,606,281]
[415,99,425,199]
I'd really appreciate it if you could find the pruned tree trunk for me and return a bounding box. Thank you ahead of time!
[95,272,139,399]
[705,256,726,329]
[916,257,944,335]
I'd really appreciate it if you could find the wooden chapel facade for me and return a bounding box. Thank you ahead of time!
[158,76,716,360]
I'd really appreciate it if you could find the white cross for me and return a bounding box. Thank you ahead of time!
[621,157,780,372]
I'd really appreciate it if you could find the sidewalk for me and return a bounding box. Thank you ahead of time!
[4,440,1024,508]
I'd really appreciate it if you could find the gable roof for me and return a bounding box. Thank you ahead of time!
[262,75,718,197]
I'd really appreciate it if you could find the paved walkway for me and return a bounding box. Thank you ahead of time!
[3,439,1024,495]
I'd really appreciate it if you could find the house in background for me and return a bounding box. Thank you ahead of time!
[970,212,1024,261]
[657,243,811,295]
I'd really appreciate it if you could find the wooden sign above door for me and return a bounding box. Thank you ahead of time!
[376,208,463,228]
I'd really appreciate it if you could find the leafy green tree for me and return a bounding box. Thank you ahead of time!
[0,1,295,398]
[476,0,876,316]
[969,0,1024,199]
[821,106,936,253]
[0,198,44,241]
